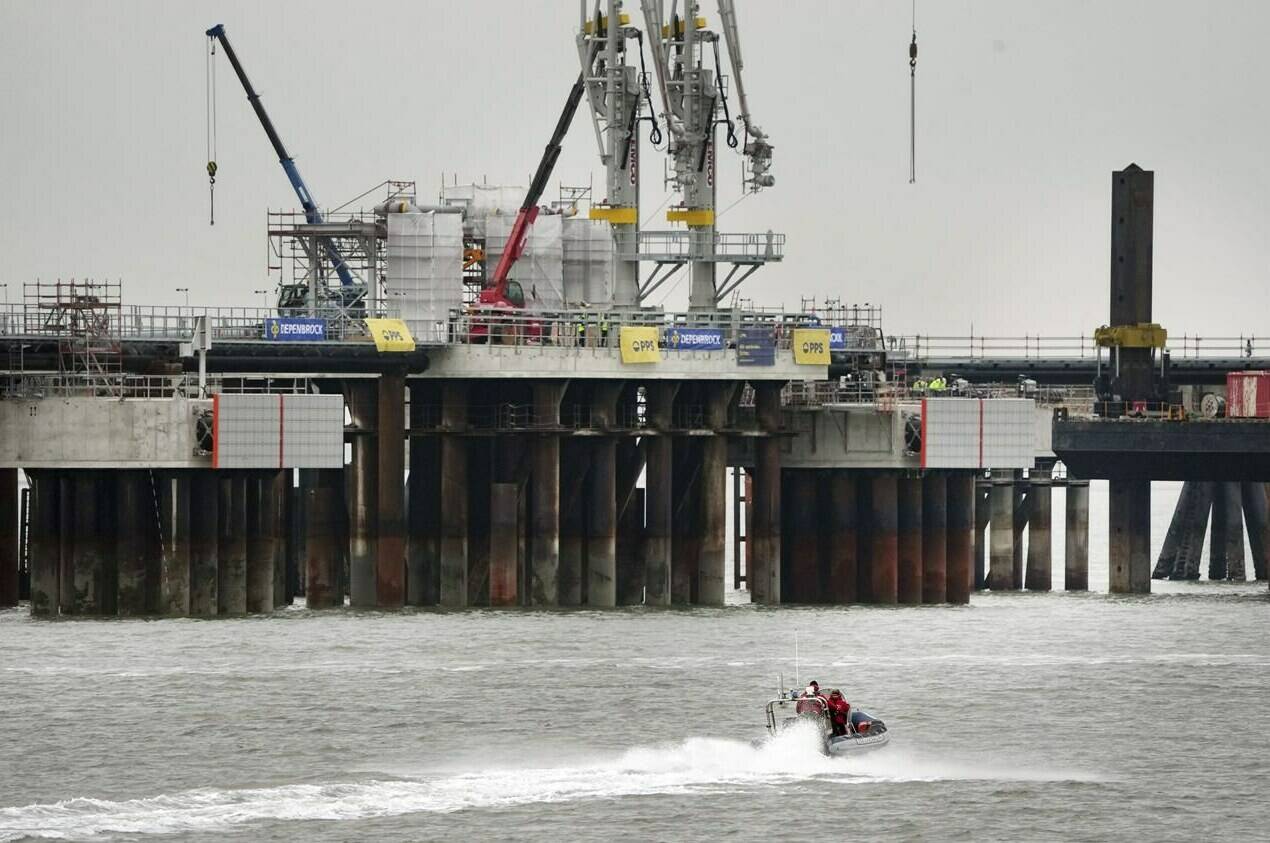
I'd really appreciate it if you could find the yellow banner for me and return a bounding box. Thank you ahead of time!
[792,328,831,364]
[365,318,416,352]
[619,326,661,363]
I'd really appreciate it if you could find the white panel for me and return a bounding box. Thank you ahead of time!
[981,399,1035,469]
[921,398,981,469]
[562,218,616,307]
[485,213,565,310]
[215,395,281,469]
[281,395,345,469]
[386,212,463,345]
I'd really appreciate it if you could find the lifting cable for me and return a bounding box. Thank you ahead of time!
[909,0,918,184]
[206,34,218,225]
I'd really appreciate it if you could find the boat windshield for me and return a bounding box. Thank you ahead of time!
[765,697,828,733]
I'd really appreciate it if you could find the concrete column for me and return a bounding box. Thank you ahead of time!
[671,436,701,605]
[189,471,219,617]
[246,472,276,613]
[111,471,145,616]
[1242,482,1269,581]
[697,386,730,606]
[897,477,923,604]
[377,371,406,607]
[1064,480,1090,591]
[988,477,1015,591]
[0,468,16,608]
[869,473,899,604]
[588,438,618,607]
[617,487,645,605]
[466,441,493,606]
[302,469,342,609]
[787,470,820,603]
[28,471,59,616]
[440,382,469,607]
[58,473,74,612]
[1012,476,1026,589]
[1109,479,1151,593]
[346,380,378,608]
[156,471,190,616]
[921,473,948,604]
[946,473,974,604]
[1025,468,1053,591]
[286,480,302,603]
[644,382,675,606]
[973,479,990,590]
[407,386,441,605]
[750,383,783,605]
[272,470,288,608]
[531,381,564,606]
[490,482,519,606]
[217,473,248,615]
[559,439,586,606]
[827,471,859,604]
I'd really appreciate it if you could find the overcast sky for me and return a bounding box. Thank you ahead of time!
[2,1,1267,338]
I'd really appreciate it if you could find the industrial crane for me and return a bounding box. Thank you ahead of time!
[204,24,360,309]
[472,60,594,336]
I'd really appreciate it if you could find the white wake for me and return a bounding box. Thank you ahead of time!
[0,727,1100,840]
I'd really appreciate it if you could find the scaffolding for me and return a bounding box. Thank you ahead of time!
[26,280,123,397]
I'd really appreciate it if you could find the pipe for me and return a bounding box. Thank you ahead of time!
[490,482,519,606]
[346,380,378,608]
[246,471,276,612]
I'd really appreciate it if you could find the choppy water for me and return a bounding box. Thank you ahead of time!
[1,482,1267,841]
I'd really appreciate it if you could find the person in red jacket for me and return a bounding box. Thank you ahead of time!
[795,681,827,716]
[825,689,851,736]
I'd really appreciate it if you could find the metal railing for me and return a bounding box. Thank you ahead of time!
[0,304,392,343]
[632,230,785,262]
[2,372,313,399]
[447,306,881,352]
[893,334,1270,360]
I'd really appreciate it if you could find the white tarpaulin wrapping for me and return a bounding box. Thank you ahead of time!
[386,212,463,344]
[563,218,616,307]
[485,212,564,311]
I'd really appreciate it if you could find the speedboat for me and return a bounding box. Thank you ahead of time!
[764,690,890,756]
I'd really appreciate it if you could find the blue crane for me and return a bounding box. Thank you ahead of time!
[205,24,357,298]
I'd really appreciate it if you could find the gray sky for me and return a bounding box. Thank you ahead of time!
[2,1,1267,338]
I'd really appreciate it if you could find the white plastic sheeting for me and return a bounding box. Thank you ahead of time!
[484,212,565,311]
[386,212,463,344]
[563,218,616,307]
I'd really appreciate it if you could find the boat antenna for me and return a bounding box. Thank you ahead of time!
[794,630,800,690]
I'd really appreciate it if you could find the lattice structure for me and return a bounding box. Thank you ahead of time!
[26,280,123,396]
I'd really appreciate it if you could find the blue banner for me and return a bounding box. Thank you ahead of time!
[264,317,326,342]
[664,327,724,351]
[737,327,776,366]
[830,326,847,351]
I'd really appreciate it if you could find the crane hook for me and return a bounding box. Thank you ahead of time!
[207,160,217,225]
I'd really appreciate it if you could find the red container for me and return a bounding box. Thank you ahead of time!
[1226,371,1270,418]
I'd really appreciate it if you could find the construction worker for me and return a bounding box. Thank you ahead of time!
[928,376,946,393]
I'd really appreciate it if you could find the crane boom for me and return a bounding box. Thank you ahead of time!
[486,71,589,298]
[205,24,356,289]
